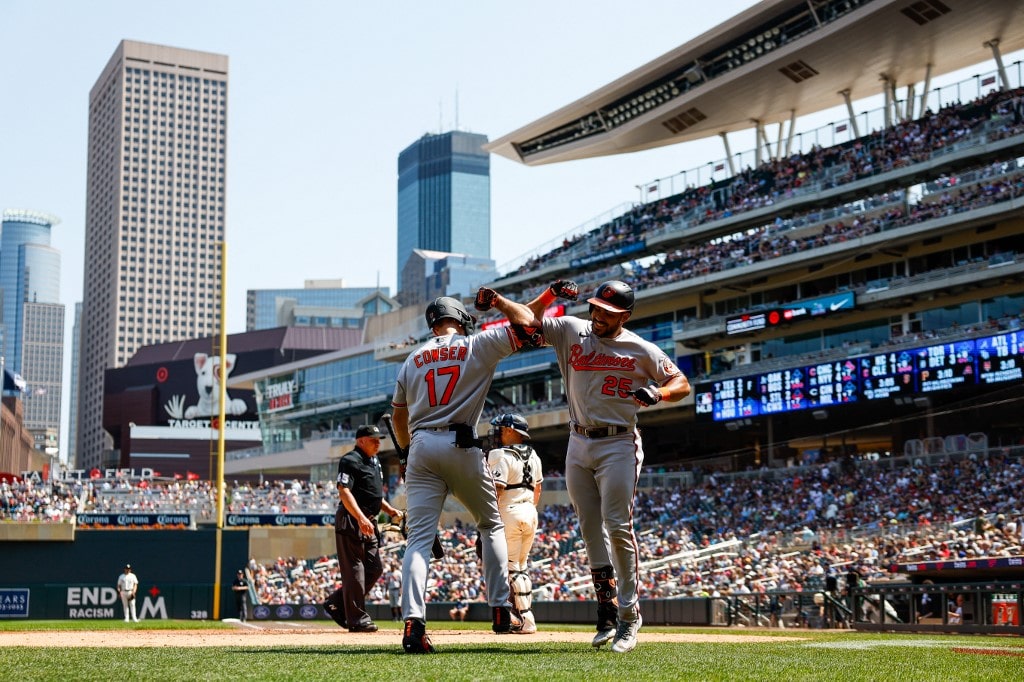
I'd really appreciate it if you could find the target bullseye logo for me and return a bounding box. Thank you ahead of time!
[156,367,169,382]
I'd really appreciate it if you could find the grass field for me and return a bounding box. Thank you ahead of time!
[1,621,1022,681]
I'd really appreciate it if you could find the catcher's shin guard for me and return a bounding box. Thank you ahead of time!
[510,571,533,617]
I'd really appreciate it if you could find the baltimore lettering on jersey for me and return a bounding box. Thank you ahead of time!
[569,345,638,371]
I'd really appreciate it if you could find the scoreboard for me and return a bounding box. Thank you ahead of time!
[696,331,1022,421]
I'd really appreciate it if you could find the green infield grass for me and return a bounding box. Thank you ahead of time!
[1,623,1022,681]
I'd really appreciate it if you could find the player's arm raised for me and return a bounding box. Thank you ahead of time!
[477,279,578,326]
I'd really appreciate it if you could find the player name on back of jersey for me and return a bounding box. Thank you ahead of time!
[412,343,469,367]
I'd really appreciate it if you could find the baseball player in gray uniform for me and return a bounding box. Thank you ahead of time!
[477,279,690,653]
[390,296,528,654]
[487,413,544,634]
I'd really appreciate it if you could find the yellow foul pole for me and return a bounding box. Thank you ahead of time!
[213,241,228,620]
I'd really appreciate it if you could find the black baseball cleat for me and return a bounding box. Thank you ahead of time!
[348,622,378,633]
[402,618,435,654]
[592,602,618,648]
[492,605,523,634]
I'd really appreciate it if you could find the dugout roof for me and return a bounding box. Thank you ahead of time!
[486,0,1024,165]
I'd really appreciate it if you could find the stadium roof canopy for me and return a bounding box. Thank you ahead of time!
[486,0,1024,165]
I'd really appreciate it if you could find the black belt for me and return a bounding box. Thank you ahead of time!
[416,426,452,433]
[571,423,630,439]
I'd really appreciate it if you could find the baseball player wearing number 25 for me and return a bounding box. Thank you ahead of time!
[481,279,690,653]
[390,296,530,654]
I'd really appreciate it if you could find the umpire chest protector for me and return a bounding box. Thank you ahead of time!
[501,445,535,491]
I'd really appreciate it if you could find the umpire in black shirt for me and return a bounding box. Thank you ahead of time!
[324,424,403,632]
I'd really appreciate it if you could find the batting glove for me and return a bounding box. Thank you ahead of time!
[632,385,663,406]
[475,287,498,311]
[549,279,579,301]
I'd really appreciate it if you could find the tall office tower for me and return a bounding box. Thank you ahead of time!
[396,131,490,298]
[76,41,228,470]
[0,210,65,454]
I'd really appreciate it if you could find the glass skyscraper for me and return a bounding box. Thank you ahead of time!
[396,131,490,297]
[0,209,64,452]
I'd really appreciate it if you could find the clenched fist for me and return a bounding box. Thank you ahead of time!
[549,279,579,301]
[474,287,498,311]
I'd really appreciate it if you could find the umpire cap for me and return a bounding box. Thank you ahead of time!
[587,280,634,313]
[425,296,476,333]
[355,424,386,439]
[490,413,530,439]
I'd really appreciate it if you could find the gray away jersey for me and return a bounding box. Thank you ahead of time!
[542,315,682,427]
[392,328,517,430]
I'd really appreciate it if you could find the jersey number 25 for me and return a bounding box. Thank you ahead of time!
[601,375,634,398]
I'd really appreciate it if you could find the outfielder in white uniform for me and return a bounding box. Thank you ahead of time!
[487,412,543,634]
[391,296,531,654]
[479,279,690,654]
[116,564,140,623]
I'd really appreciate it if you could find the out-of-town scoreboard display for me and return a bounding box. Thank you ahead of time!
[695,330,1024,421]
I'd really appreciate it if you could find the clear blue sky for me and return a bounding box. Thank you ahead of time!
[0,1,1018,459]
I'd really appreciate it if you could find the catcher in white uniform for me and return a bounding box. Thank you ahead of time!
[477,279,690,654]
[487,412,543,634]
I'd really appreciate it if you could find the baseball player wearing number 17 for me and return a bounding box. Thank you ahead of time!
[390,296,530,654]
[479,279,690,653]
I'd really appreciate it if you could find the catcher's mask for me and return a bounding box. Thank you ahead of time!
[490,413,530,441]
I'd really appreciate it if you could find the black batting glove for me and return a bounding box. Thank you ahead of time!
[549,279,579,301]
[475,287,498,311]
[632,385,663,406]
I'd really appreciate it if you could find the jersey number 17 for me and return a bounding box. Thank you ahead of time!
[424,365,461,406]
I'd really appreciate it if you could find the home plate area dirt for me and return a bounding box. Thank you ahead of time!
[0,625,803,648]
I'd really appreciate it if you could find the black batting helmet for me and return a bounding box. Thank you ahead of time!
[490,413,530,439]
[425,296,476,333]
[587,280,634,313]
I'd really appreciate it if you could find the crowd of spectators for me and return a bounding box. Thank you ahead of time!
[506,86,1024,280]
[0,478,340,523]
[6,448,1023,609]
[622,161,1024,295]
[234,449,1024,606]
[481,153,1024,334]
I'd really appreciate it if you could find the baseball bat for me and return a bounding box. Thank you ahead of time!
[380,413,404,458]
[379,415,444,561]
